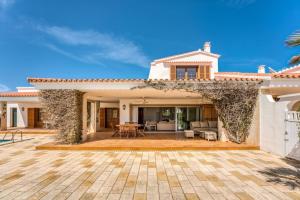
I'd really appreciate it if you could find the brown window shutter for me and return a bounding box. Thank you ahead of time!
[170,65,176,80]
[199,66,204,79]
[205,65,210,79]
[197,66,200,79]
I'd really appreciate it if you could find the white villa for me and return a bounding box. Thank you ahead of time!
[1,42,300,160]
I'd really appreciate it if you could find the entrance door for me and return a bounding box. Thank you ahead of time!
[11,108,17,127]
[28,108,42,128]
[105,108,119,128]
[99,108,106,128]
[28,108,35,128]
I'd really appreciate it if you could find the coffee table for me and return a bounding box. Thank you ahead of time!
[184,130,194,138]
[204,131,217,141]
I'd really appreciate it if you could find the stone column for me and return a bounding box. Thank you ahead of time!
[0,102,7,131]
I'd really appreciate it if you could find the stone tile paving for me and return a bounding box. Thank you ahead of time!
[0,134,299,200]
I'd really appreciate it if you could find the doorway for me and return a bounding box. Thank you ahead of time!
[99,108,119,129]
[28,108,42,128]
[11,108,17,127]
[106,108,119,128]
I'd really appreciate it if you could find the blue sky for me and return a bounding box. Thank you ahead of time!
[0,0,300,91]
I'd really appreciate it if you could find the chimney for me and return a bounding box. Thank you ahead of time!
[258,65,266,74]
[203,42,211,53]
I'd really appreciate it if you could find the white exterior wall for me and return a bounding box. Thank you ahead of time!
[148,62,170,80]
[119,99,131,124]
[260,94,288,156]
[6,102,41,128]
[17,87,39,92]
[131,106,139,123]
[171,53,218,73]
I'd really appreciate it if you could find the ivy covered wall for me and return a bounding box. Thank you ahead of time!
[39,90,84,144]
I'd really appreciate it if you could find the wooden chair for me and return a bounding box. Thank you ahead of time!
[119,125,127,138]
[111,122,119,137]
[128,125,137,138]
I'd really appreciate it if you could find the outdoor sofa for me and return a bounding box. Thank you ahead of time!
[190,121,218,133]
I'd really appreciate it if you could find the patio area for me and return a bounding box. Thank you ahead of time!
[0,134,299,199]
[36,131,259,151]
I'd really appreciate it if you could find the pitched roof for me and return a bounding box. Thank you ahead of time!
[276,64,300,73]
[152,49,220,64]
[272,73,300,79]
[0,92,39,97]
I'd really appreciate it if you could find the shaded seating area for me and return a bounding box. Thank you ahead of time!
[112,123,145,138]
[189,121,218,140]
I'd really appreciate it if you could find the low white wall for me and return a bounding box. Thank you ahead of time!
[7,102,41,128]
[287,142,300,161]
[260,94,288,156]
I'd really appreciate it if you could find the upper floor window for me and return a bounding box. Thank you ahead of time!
[170,65,211,80]
[176,66,197,80]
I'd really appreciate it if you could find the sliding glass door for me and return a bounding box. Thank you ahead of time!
[176,107,200,131]
[176,108,187,131]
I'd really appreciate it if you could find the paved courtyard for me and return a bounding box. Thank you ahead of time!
[0,134,299,200]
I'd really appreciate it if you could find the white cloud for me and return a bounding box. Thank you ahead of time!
[44,43,104,66]
[38,26,150,68]
[0,0,15,9]
[221,0,256,8]
[0,83,9,92]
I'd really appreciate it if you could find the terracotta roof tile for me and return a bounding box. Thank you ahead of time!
[215,72,271,77]
[272,73,300,78]
[27,77,146,83]
[28,77,261,83]
[0,92,39,97]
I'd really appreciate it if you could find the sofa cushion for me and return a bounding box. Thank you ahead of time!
[191,121,201,129]
[208,121,217,128]
[200,121,209,128]
[157,121,175,131]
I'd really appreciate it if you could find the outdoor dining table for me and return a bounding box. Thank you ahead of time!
[113,124,144,137]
